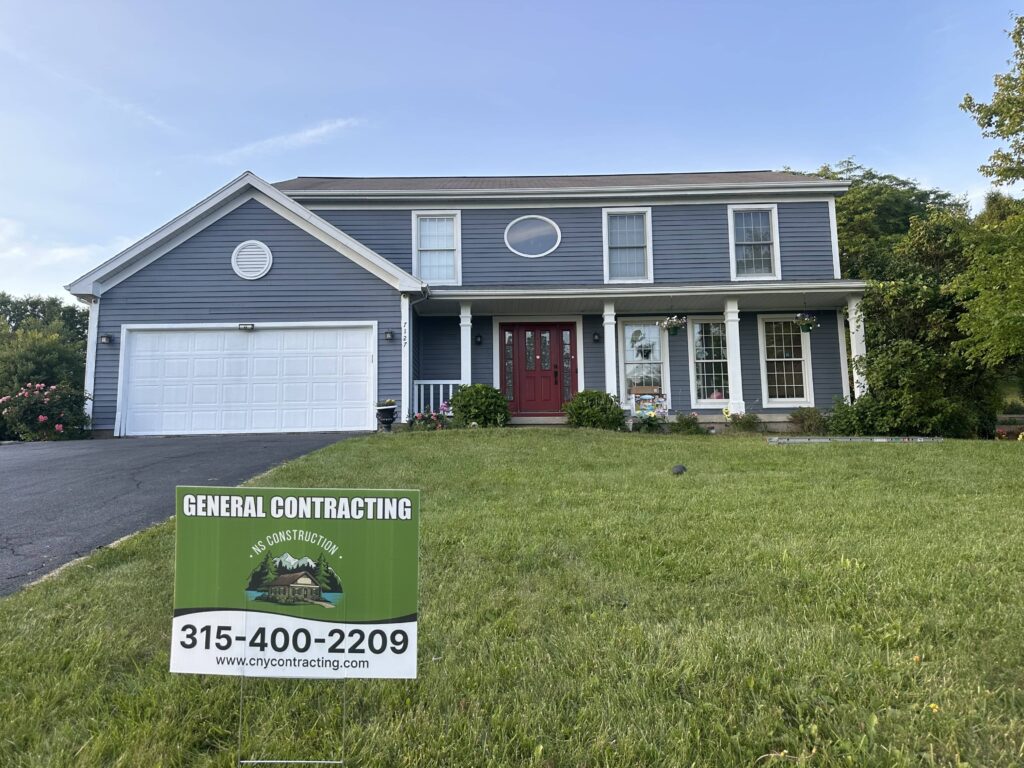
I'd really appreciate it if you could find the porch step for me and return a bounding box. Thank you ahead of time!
[509,416,568,426]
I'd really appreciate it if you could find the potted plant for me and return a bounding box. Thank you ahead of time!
[795,312,818,333]
[375,399,398,432]
[658,315,687,336]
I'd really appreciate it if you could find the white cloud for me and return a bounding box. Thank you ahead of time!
[0,37,176,133]
[206,118,361,165]
[0,218,133,298]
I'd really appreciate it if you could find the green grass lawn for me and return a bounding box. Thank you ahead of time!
[2,430,1024,767]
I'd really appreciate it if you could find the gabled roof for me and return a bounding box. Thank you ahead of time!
[275,170,848,200]
[266,571,318,587]
[65,171,425,298]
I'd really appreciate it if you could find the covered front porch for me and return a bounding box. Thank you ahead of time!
[404,282,868,423]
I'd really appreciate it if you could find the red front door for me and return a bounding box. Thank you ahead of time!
[499,323,577,415]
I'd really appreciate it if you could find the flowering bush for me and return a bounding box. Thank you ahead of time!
[670,412,706,435]
[0,382,90,441]
[408,401,454,431]
[657,315,687,331]
[631,411,666,433]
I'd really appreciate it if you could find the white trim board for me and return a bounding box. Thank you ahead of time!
[83,297,99,419]
[112,321,379,437]
[489,315,586,394]
[307,195,845,211]
[757,314,815,409]
[66,171,424,298]
[430,280,868,301]
[828,197,842,279]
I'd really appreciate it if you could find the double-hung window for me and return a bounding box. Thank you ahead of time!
[413,211,461,284]
[728,204,780,280]
[689,319,730,406]
[759,316,814,407]
[620,321,669,409]
[603,208,653,283]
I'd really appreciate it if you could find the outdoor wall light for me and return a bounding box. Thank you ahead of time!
[592,331,602,343]
[383,329,395,341]
[99,334,113,344]
[237,323,255,331]
[474,334,482,345]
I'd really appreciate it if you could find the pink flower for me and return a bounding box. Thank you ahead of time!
[37,414,48,423]
[0,396,9,403]
[49,385,57,390]
[55,424,64,433]
[35,383,44,390]
[43,398,50,404]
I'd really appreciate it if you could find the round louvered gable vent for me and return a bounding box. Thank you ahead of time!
[231,240,273,280]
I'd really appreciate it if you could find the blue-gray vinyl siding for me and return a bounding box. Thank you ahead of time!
[316,209,413,272]
[582,315,605,393]
[312,200,836,287]
[92,199,403,430]
[415,316,460,380]
[471,317,493,386]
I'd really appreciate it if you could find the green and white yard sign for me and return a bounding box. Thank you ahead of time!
[170,487,419,680]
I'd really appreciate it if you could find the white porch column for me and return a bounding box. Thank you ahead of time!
[847,294,868,398]
[724,298,746,413]
[459,302,473,386]
[400,294,411,422]
[602,301,618,398]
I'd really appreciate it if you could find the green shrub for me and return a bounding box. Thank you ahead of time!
[0,326,85,394]
[632,412,665,433]
[727,412,763,433]
[1003,398,1024,414]
[827,398,866,435]
[563,390,625,430]
[788,407,829,435]
[449,384,509,427]
[1,382,90,441]
[669,412,706,435]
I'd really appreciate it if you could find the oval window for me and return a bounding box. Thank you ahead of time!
[504,215,561,258]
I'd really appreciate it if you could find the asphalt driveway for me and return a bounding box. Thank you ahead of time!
[0,433,357,596]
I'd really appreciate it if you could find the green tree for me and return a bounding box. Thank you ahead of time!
[956,195,1024,367]
[0,293,88,343]
[246,552,278,590]
[815,160,957,279]
[0,327,85,394]
[962,15,1024,184]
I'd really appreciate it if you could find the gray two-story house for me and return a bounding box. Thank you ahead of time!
[66,170,867,435]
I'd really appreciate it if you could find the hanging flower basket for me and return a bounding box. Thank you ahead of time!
[795,312,819,333]
[658,315,687,336]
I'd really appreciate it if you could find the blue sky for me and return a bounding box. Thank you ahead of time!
[0,0,1019,298]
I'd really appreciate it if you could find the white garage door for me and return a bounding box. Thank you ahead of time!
[120,325,375,436]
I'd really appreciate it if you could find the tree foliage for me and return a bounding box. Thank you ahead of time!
[0,292,88,343]
[955,194,1024,367]
[962,15,1024,184]
[816,163,1001,437]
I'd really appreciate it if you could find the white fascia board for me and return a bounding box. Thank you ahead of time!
[66,171,424,298]
[283,181,851,202]
[429,280,868,301]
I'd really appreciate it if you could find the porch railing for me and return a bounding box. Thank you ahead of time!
[413,380,461,414]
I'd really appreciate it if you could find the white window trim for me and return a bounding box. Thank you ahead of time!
[686,315,730,409]
[412,210,462,286]
[757,314,815,408]
[617,317,671,412]
[728,203,782,282]
[504,215,561,258]
[602,207,654,284]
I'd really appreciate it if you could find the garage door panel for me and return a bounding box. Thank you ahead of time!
[123,326,374,435]
[194,333,223,352]
[223,358,249,378]
[342,355,368,376]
